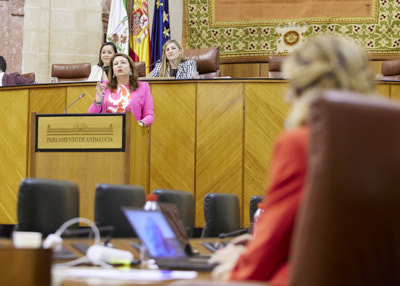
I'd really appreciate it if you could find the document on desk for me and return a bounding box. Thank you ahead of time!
[55,267,198,281]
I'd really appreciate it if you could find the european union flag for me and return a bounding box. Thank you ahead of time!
[150,0,170,68]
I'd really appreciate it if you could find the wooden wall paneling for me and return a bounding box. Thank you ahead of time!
[33,152,126,221]
[375,82,390,98]
[0,89,29,224]
[149,83,196,196]
[66,84,97,114]
[196,82,244,227]
[260,63,269,78]
[243,82,289,226]
[390,83,400,102]
[28,86,66,178]
[370,60,382,78]
[220,63,262,78]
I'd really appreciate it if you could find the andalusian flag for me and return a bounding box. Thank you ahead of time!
[107,0,130,55]
[130,0,151,73]
[151,0,170,67]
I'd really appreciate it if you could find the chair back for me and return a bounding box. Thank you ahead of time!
[21,72,35,83]
[15,178,79,237]
[290,90,400,286]
[184,46,220,79]
[134,61,146,77]
[268,56,286,78]
[51,63,91,82]
[201,193,240,237]
[152,189,195,237]
[94,184,146,237]
[381,59,400,80]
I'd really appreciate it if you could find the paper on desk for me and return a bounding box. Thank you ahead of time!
[57,267,198,281]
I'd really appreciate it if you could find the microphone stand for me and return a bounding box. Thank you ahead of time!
[137,59,162,75]
[64,93,85,114]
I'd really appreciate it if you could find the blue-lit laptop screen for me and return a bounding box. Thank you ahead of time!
[123,209,187,258]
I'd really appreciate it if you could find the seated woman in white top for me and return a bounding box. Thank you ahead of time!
[147,39,197,79]
[88,42,117,82]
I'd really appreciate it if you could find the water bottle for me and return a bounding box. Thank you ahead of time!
[140,194,160,268]
[143,194,161,211]
[252,203,264,237]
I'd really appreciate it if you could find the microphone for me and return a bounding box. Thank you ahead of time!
[218,228,249,239]
[137,59,161,75]
[64,93,85,114]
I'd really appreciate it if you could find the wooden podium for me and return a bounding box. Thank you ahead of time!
[29,111,150,221]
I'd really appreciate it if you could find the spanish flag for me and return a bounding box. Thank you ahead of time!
[130,0,151,74]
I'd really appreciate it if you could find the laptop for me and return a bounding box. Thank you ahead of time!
[122,207,217,271]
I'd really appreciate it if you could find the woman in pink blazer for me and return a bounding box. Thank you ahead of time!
[88,53,154,126]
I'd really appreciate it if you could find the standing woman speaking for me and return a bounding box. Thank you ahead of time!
[147,39,197,79]
[88,53,154,127]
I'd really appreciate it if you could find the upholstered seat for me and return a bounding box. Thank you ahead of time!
[268,56,286,78]
[201,193,240,238]
[21,72,36,83]
[51,63,91,82]
[290,90,400,285]
[94,184,146,237]
[152,189,195,237]
[134,61,146,77]
[381,59,400,80]
[15,178,79,237]
[184,46,220,79]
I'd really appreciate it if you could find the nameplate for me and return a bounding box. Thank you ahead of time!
[35,114,125,151]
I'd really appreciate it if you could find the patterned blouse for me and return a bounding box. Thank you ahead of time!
[147,59,197,79]
[106,84,132,113]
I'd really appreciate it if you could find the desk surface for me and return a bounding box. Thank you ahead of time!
[1,238,216,286]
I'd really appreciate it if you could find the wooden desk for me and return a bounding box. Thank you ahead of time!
[0,80,396,227]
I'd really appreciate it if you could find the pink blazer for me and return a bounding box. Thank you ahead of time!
[88,80,154,126]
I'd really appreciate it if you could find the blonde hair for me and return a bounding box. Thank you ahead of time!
[160,39,186,77]
[282,35,374,129]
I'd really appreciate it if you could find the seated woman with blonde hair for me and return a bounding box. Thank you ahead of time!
[88,53,154,127]
[146,39,197,79]
[209,35,375,286]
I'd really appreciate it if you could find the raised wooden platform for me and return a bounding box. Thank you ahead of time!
[0,79,397,227]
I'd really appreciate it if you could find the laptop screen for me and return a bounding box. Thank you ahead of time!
[122,208,187,258]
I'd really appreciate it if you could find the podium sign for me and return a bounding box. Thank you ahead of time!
[35,114,125,151]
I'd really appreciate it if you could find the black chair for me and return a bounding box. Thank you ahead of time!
[201,193,240,238]
[152,189,195,237]
[94,183,146,237]
[15,178,79,237]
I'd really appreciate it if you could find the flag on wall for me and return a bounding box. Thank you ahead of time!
[150,0,170,67]
[107,0,130,55]
[130,0,151,73]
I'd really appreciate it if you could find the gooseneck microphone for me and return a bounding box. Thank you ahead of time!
[137,59,161,75]
[64,93,85,114]
[218,228,249,239]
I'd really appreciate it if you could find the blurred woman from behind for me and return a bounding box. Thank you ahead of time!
[88,53,154,127]
[88,42,118,82]
[147,39,197,79]
[209,35,374,286]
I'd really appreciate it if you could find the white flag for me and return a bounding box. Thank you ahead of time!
[107,0,129,55]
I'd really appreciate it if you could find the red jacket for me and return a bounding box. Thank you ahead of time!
[230,127,309,286]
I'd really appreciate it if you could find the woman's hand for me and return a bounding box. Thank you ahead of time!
[138,120,147,127]
[209,243,246,281]
[95,82,106,103]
